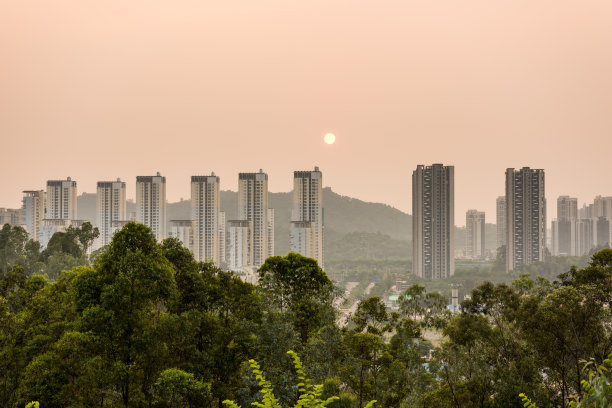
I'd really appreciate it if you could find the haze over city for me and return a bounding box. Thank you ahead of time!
[2,1,612,222]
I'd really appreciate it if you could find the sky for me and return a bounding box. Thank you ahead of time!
[1,1,611,226]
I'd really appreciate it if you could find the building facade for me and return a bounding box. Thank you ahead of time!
[505,167,546,272]
[0,208,24,227]
[191,174,220,263]
[95,179,127,249]
[22,190,47,242]
[46,178,77,220]
[496,196,506,250]
[238,171,270,268]
[227,220,253,271]
[169,220,195,251]
[291,167,324,267]
[136,173,166,241]
[412,164,455,279]
[465,210,485,259]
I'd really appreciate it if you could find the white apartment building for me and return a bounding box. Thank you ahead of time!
[95,179,127,249]
[227,220,253,272]
[46,178,77,220]
[291,167,324,268]
[238,171,271,268]
[21,190,47,241]
[191,174,220,263]
[136,173,167,241]
[169,219,195,251]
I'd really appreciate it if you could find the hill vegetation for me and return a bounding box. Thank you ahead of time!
[1,222,612,407]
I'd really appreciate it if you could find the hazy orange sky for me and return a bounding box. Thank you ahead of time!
[1,1,611,225]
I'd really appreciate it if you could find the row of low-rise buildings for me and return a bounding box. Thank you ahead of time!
[9,168,325,274]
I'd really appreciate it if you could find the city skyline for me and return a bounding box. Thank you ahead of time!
[6,169,611,228]
[2,2,612,222]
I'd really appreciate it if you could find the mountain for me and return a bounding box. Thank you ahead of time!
[76,188,498,260]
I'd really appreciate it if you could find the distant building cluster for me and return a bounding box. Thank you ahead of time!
[3,164,611,279]
[5,168,325,278]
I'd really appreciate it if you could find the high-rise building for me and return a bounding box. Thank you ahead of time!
[227,220,253,271]
[412,164,455,279]
[496,196,506,250]
[218,211,226,264]
[557,196,578,221]
[267,208,275,257]
[95,179,127,249]
[505,167,546,272]
[593,196,612,246]
[0,208,23,227]
[593,196,612,219]
[136,173,167,241]
[551,196,578,256]
[290,221,314,258]
[238,171,270,268]
[191,174,220,263]
[465,210,485,259]
[291,167,324,267]
[46,177,77,220]
[595,216,610,248]
[574,218,593,256]
[169,220,194,251]
[579,203,593,220]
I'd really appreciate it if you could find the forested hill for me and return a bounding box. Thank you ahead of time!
[76,188,497,259]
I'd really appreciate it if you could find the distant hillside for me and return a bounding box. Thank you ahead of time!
[77,188,499,260]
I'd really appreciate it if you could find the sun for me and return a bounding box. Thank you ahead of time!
[324,133,336,145]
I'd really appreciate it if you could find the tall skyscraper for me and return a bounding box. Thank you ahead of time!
[46,177,77,220]
[551,196,578,256]
[412,164,455,279]
[238,171,270,268]
[496,196,506,250]
[191,174,220,263]
[505,167,546,272]
[465,210,485,259]
[291,167,324,267]
[136,172,167,241]
[22,190,46,241]
[95,178,127,249]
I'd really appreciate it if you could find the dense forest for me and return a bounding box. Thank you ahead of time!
[1,222,612,407]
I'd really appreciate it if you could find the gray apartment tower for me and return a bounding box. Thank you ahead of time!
[412,164,455,279]
[465,210,485,259]
[505,167,546,272]
[496,196,506,250]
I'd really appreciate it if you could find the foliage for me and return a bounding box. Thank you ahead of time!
[222,351,376,408]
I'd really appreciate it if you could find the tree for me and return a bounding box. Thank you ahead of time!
[73,222,176,407]
[259,253,335,344]
[152,368,212,408]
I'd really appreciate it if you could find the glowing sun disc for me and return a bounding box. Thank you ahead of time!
[324,133,336,144]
